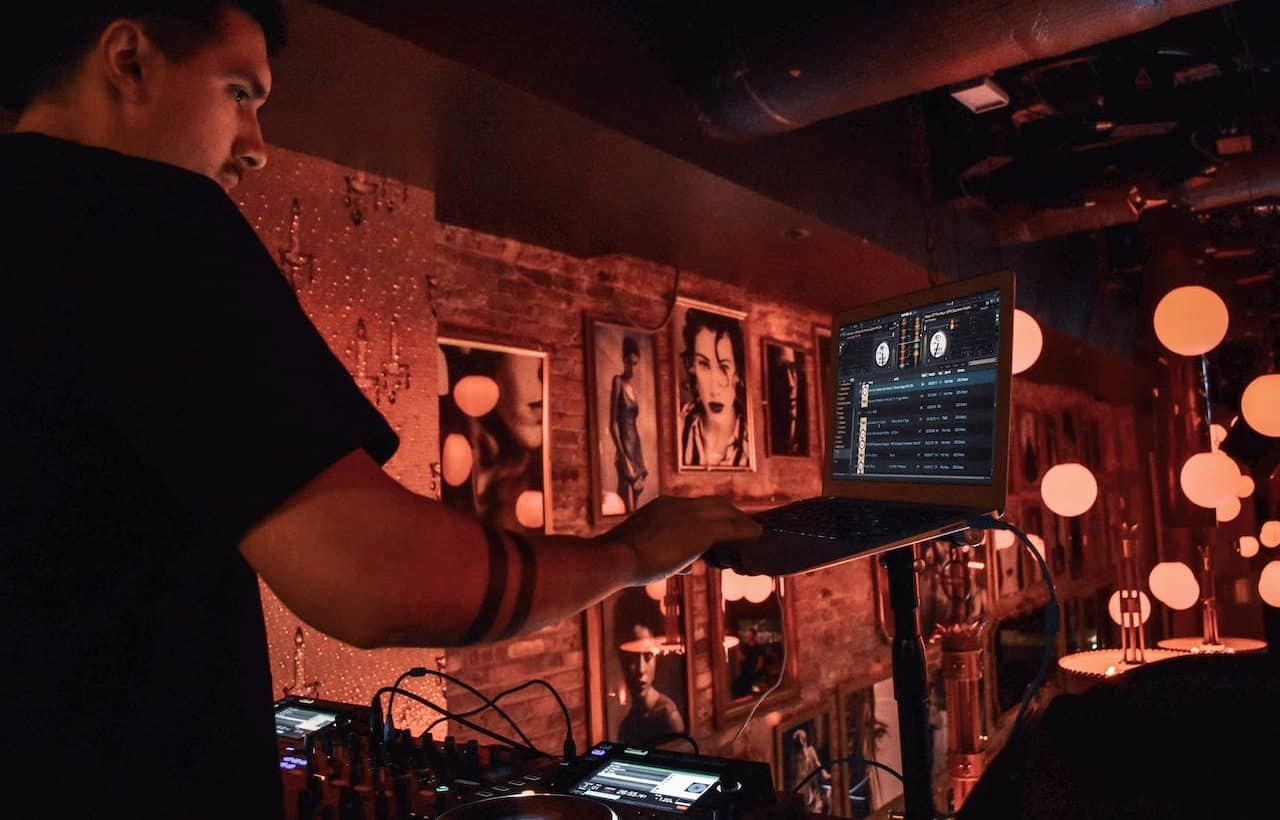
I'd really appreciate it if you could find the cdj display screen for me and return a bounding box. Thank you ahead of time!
[274,704,339,740]
[569,758,721,813]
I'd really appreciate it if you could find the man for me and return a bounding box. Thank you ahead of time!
[0,4,760,818]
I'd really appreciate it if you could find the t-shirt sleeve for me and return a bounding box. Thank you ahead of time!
[73,170,398,546]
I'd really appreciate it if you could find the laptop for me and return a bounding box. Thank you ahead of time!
[704,269,1015,577]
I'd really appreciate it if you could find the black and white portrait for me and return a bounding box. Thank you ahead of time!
[775,705,835,815]
[674,299,754,471]
[1016,407,1041,488]
[814,325,833,451]
[763,340,809,457]
[437,338,549,534]
[603,583,691,747]
[587,320,661,519]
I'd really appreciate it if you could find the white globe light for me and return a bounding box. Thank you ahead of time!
[1179,451,1241,509]
[1260,521,1280,549]
[601,492,627,516]
[1148,562,1200,610]
[1108,590,1152,626]
[1241,374,1280,437]
[1259,562,1280,607]
[721,569,747,602]
[1011,309,1043,375]
[644,580,667,601]
[1237,475,1255,498]
[514,490,544,529]
[743,574,776,604]
[1210,423,1228,450]
[1040,463,1098,517]
[1152,285,1228,356]
[1239,536,1260,559]
[1217,496,1242,523]
[993,529,1016,550]
[441,433,474,486]
[453,375,501,417]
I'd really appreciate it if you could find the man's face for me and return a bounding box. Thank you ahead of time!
[135,8,271,191]
[692,328,738,422]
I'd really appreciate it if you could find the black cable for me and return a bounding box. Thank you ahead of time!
[794,755,960,820]
[369,686,548,758]
[968,514,1061,742]
[640,732,699,754]
[384,667,535,751]
[424,678,574,761]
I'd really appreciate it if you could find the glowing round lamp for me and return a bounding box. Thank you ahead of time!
[743,574,775,604]
[1108,590,1152,626]
[1040,463,1098,517]
[441,433,473,486]
[514,490,544,529]
[1261,521,1280,549]
[1239,536,1260,559]
[1210,423,1228,450]
[1179,451,1241,509]
[1011,309,1043,375]
[1259,561,1280,607]
[645,580,666,601]
[721,569,747,602]
[1152,285,1228,356]
[1237,475,1256,498]
[1217,496,1242,523]
[993,529,1016,550]
[601,492,627,517]
[1148,562,1199,610]
[1241,374,1280,437]
[453,375,500,418]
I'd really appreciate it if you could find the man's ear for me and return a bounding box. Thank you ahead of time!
[99,20,159,103]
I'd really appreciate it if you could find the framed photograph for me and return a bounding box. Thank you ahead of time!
[774,701,837,815]
[814,324,833,453]
[585,317,661,521]
[868,677,904,810]
[708,570,799,727]
[834,678,881,817]
[872,541,950,643]
[437,337,550,534]
[672,298,755,471]
[1042,413,1059,472]
[1013,406,1041,490]
[762,339,810,457]
[1021,503,1046,588]
[596,578,695,747]
[995,502,1023,600]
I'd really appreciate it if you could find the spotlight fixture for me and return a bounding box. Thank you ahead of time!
[949,77,1009,114]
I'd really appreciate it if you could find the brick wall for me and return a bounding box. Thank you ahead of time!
[235,143,925,766]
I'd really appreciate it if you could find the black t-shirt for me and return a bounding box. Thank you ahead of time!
[0,134,398,818]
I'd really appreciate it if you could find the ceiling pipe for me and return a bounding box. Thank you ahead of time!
[689,0,1237,139]
[996,152,1280,244]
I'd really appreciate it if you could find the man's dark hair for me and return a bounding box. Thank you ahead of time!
[3,2,287,112]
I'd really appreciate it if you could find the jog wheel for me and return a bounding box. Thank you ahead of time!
[436,793,618,820]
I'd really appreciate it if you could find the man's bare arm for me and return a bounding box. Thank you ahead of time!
[238,449,760,648]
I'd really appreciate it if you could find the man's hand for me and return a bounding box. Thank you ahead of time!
[599,496,762,586]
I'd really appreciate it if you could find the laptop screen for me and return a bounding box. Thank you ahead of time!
[830,287,1003,484]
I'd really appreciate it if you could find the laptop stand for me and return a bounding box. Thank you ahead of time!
[881,545,935,820]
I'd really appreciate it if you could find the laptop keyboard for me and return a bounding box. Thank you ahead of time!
[755,497,971,541]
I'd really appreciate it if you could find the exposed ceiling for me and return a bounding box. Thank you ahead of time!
[294,0,1279,363]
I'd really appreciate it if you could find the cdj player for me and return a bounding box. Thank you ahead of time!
[274,696,777,820]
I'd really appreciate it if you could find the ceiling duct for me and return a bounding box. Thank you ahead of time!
[689,0,1237,139]
[996,152,1280,244]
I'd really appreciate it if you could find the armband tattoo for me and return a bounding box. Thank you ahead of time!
[497,530,537,640]
[459,526,508,643]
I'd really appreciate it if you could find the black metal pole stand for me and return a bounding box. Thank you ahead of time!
[882,544,934,820]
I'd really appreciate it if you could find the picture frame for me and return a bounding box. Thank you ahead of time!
[814,324,833,454]
[590,577,696,748]
[1021,503,1046,589]
[584,317,662,522]
[833,677,882,818]
[1013,406,1041,491]
[672,298,756,471]
[872,541,951,643]
[995,500,1024,601]
[761,338,810,457]
[707,570,800,728]
[773,700,838,816]
[436,336,551,534]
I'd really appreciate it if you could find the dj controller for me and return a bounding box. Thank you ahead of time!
[275,696,780,820]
